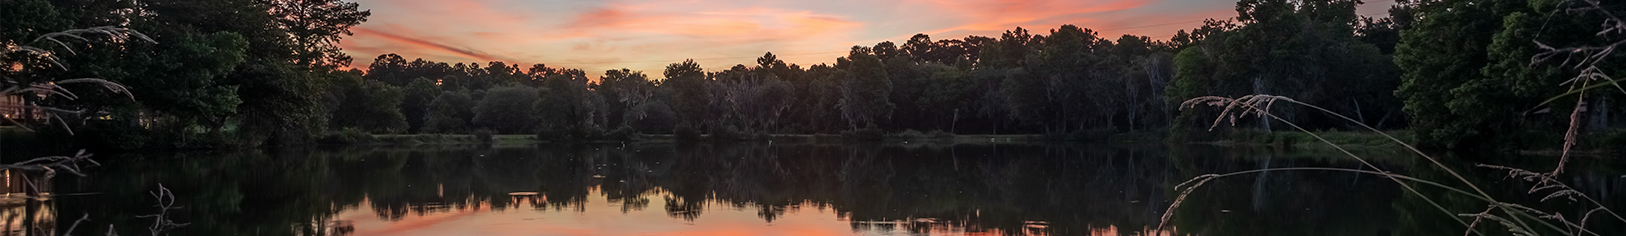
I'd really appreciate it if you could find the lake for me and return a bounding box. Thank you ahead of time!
[12,142,1626,235]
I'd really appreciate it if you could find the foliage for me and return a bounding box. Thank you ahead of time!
[840,127,885,141]
[1395,0,1625,150]
[340,22,1193,139]
[926,129,955,140]
[887,129,927,141]
[533,71,607,137]
[423,91,474,133]
[663,59,709,128]
[473,129,494,143]
[5,0,374,148]
[1394,0,1527,149]
[603,125,636,141]
[327,73,408,133]
[473,86,538,133]
[400,77,439,133]
[673,121,700,140]
[630,100,677,134]
[317,127,373,144]
[837,46,894,130]
[1167,0,1402,138]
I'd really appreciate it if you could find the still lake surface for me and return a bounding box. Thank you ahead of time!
[16,142,1626,235]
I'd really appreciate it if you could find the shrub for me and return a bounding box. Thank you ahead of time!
[673,122,701,140]
[889,129,927,140]
[318,127,373,145]
[474,129,495,143]
[1065,127,1116,141]
[604,125,637,141]
[574,125,607,140]
[631,101,677,134]
[840,128,885,141]
[536,127,565,141]
[707,125,744,141]
[926,130,955,141]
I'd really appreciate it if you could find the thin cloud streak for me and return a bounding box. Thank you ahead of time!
[351,27,505,62]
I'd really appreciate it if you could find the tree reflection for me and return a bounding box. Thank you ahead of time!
[43,143,1626,235]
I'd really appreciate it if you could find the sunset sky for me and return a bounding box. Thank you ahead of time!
[338,0,1396,78]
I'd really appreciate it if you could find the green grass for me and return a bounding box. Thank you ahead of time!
[1216,130,1415,151]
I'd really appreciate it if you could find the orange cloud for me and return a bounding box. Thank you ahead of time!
[351,27,504,62]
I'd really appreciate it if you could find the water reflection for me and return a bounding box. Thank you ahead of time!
[0,199,54,236]
[36,143,1626,235]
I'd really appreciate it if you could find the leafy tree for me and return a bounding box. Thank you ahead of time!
[915,63,977,132]
[6,0,372,147]
[365,53,411,85]
[901,34,937,63]
[1000,68,1050,129]
[663,59,709,128]
[401,77,439,133]
[329,74,407,133]
[1394,0,1526,148]
[266,0,371,69]
[1397,0,1621,149]
[1167,0,1400,136]
[631,100,677,133]
[799,64,845,133]
[56,24,251,145]
[0,0,70,44]
[231,0,370,145]
[837,46,893,130]
[423,91,474,133]
[473,86,539,133]
[534,71,608,138]
[597,68,652,128]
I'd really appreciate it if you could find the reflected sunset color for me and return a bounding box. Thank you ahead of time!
[338,187,992,236]
[37,143,1624,235]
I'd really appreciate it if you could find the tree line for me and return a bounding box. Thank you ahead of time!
[342,0,1409,142]
[346,26,1185,140]
[5,0,1621,150]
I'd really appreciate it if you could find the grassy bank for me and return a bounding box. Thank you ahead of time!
[317,134,541,146]
[1203,130,1415,151]
[370,134,538,145]
[329,129,1166,146]
[1200,129,1626,155]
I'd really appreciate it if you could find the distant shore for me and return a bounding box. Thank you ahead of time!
[337,130,1181,146]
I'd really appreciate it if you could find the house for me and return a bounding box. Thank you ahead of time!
[0,95,29,125]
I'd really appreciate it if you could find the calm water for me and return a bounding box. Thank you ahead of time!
[10,142,1626,235]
